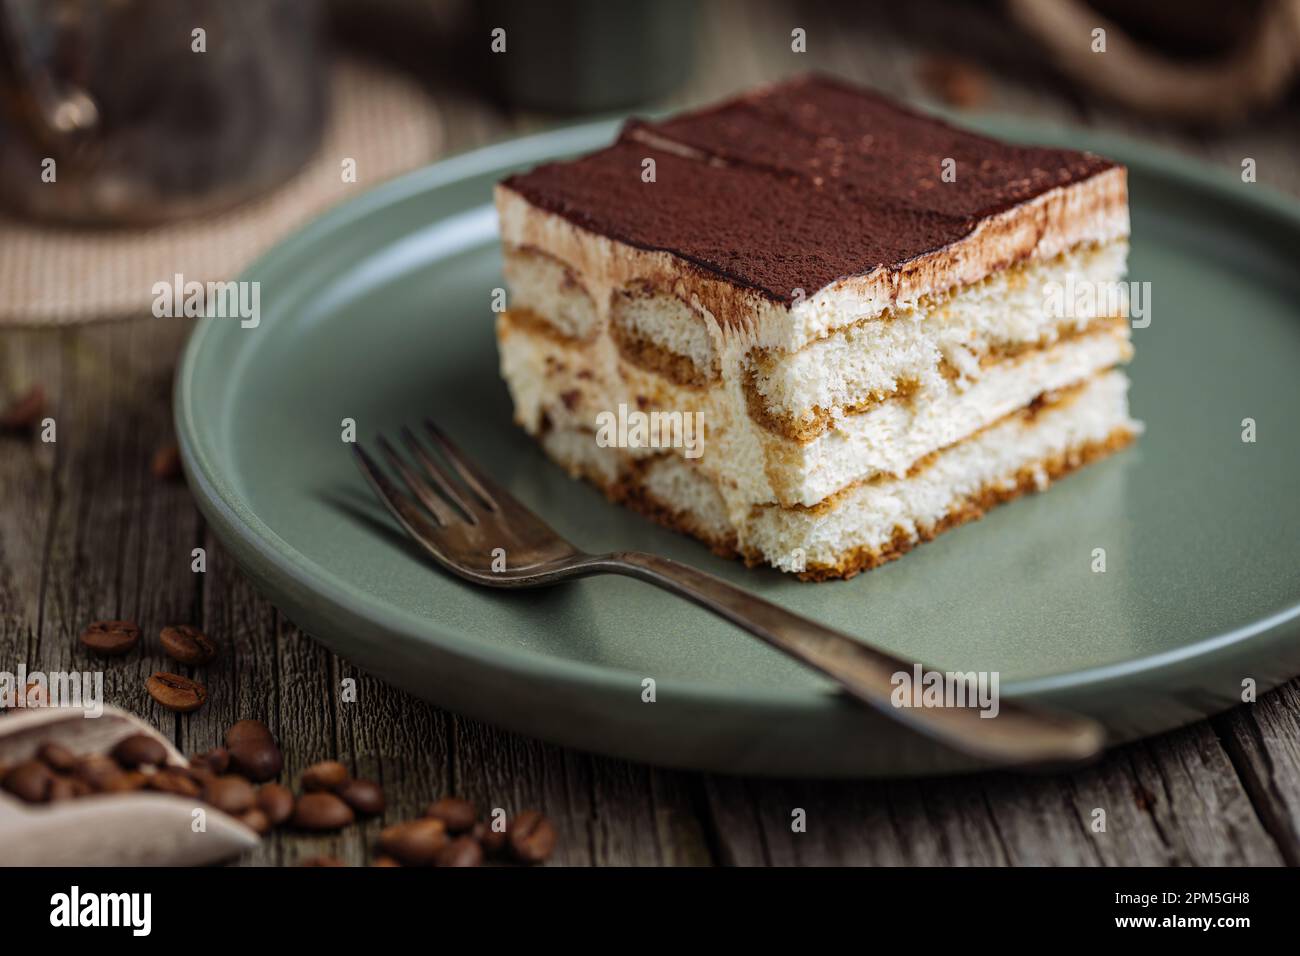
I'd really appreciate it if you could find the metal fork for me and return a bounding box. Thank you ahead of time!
[353,421,1106,768]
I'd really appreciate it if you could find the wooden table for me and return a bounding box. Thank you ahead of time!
[3,0,1298,865]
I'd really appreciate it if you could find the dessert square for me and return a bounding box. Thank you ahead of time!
[494,75,1138,579]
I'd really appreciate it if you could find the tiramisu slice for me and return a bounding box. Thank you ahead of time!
[494,75,1139,579]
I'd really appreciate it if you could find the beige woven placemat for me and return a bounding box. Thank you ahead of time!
[0,59,444,326]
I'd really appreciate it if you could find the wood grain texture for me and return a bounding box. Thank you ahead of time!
[1,0,1297,867]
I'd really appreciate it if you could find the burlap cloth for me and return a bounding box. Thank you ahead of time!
[0,59,444,326]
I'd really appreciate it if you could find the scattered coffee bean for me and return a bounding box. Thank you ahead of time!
[298,856,346,867]
[189,746,230,774]
[472,820,509,857]
[425,796,476,834]
[35,741,78,772]
[378,818,448,866]
[334,778,384,817]
[4,712,563,867]
[436,836,483,868]
[160,625,217,666]
[225,720,282,782]
[301,760,348,792]
[148,768,201,798]
[239,807,272,835]
[508,810,557,864]
[202,775,256,815]
[256,782,295,825]
[3,760,53,803]
[292,792,354,831]
[146,672,207,712]
[79,620,140,657]
[110,733,168,769]
[0,385,46,433]
[151,443,182,481]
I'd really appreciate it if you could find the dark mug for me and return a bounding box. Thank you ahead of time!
[471,0,695,113]
[0,0,327,226]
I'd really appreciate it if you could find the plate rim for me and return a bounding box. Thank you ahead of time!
[176,114,1300,716]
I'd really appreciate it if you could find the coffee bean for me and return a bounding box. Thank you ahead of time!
[47,775,77,802]
[185,765,216,788]
[225,720,282,782]
[239,808,272,835]
[189,747,230,774]
[160,625,217,666]
[79,620,140,657]
[334,779,384,817]
[3,760,53,803]
[147,768,201,798]
[110,733,168,769]
[301,760,348,792]
[0,385,46,432]
[425,796,476,833]
[472,820,509,857]
[151,443,182,481]
[202,775,256,815]
[72,754,128,792]
[256,782,295,825]
[292,792,355,831]
[436,836,484,868]
[298,856,346,867]
[370,855,401,868]
[378,818,448,866]
[508,810,557,863]
[146,673,207,712]
[35,741,78,772]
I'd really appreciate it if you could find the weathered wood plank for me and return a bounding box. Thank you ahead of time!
[1216,682,1300,867]
[703,722,1285,866]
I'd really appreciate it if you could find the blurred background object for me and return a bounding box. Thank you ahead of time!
[330,0,697,113]
[0,0,328,225]
[1007,0,1300,124]
[0,60,442,324]
[467,0,696,113]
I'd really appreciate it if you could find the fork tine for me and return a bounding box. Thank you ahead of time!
[422,419,501,512]
[351,444,449,556]
[400,426,479,523]
[376,435,462,527]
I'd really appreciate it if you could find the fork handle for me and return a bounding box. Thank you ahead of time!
[590,551,1105,767]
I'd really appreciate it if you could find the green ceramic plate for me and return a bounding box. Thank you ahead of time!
[176,118,1300,777]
